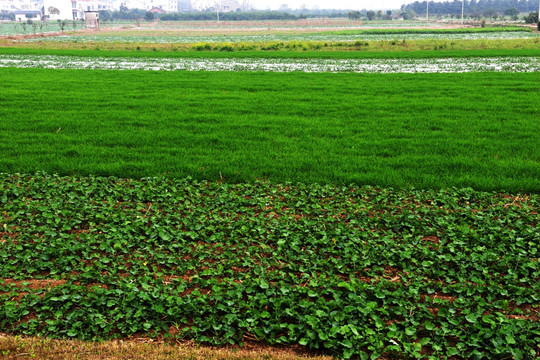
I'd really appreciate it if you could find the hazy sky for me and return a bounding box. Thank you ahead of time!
[250,0,444,10]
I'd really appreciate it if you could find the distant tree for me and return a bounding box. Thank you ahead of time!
[484,8,498,19]
[376,10,383,19]
[99,10,113,21]
[504,8,520,17]
[144,11,155,21]
[48,7,60,16]
[120,2,128,12]
[402,0,538,18]
[401,9,416,20]
[58,19,67,31]
[366,10,375,20]
[524,11,538,23]
[0,10,15,20]
[385,10,393,20]
[348,10,360,20]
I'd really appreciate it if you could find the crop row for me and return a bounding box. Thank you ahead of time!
[0,173,538,359]
[1,67,539,191]
[0,21,440,36]
[20,31,540,44]
[1,54,540,73]
[320,26,531,35]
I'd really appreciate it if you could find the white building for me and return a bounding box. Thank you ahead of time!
[219,0,239,12]
[143,0,176,12]
[0,0,41,12]
[190,0,211,11]
[191,0,238,12]
[75,0,114,12]
[13,9,41,20]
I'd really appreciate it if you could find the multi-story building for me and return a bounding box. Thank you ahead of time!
[219,0,239,12]
[143,0,177,12]
[1,0,242,17]
[0,0,41,12]
[178,0,191,11]
[191,0,240,12]
[75,0,114,12]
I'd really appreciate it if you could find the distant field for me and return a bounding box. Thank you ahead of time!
[0,67,538,192]
[2,47,540,59]
[5,36,539,53]
[16,30,540,44]
[2,53,540,73]
[316,26,532,35]
[0,19,442,36]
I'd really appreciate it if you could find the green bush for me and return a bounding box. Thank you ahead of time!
[524,11,538,24]
[192,43,212,51]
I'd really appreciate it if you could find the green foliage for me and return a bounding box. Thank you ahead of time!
[401,9,416,20]
[524,11,539,24]
[3,47,540,60]
[484,8,499,20]
[158,10,349,22]
[57,20,67,31]
[404,0,538,16]
[0,174,538,359]
[317,27,532,36]
[347,11,361,20]
[98,10,113,22]
[0,68,539,191]
[504,8,520,17]
[0,10,15,21]
[144,11,154,22]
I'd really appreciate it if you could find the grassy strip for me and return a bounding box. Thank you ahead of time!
[2,46,540,59]
[315,27,532,35]
[0,174,538,359]
[0,334,329,359]
[1,68,539,192]
[2,37,540,54]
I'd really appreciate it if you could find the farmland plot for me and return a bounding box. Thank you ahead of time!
[19,30,540,44]
[0,174,538,359]
[1,54,540,73]
[1,22,539,359]
[0,68,538,191]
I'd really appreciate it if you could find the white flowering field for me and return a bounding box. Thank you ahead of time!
[1,54,539,73]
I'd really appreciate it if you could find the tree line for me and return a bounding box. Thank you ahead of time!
[403,0,538,17]
[98,9,349,22]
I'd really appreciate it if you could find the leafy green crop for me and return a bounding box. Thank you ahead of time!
[317,27,532,36]
[1,173,538,359]
[2,47,540,60]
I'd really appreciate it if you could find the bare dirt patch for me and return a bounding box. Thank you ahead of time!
[0,333,333,360]
[1,279,66,290]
